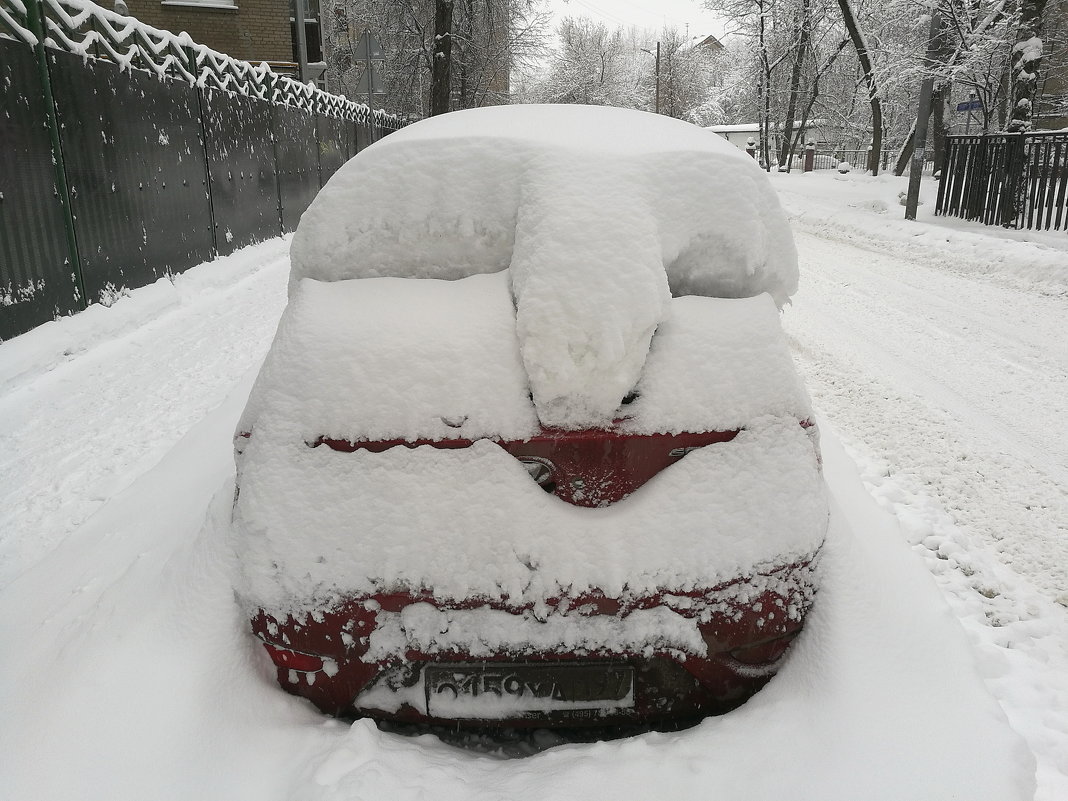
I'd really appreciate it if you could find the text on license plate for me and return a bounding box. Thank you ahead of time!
[424,662,635,720]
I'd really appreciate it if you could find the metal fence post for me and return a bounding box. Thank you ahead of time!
[268,95,285,238]
[24,0,86,307]
[191,85,219,256]
[184,43,198,82]
[1001,134,1026,228]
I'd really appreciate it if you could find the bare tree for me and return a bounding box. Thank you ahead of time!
[657,28,723,118]
[784,36,850,168]
[323,0,548,118]
[835,0,884,172]
[779,0,813,165]
[524,19,720,118]
[531,18,632,106]
[703,0,784,169]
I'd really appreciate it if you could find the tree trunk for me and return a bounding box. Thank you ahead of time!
[893,84,949,176]
[1006,0,1048,132]
[787,39,849,167]
[931,83,949,174]
[430,0,453,116]
[894,123,915,176]
[998,63,1010,130]
[779,0,812,169]
[836,0,883,173]
[759,3,772,171]
[456,0,477,109]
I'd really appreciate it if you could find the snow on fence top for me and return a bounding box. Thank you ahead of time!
[0,0,402,127]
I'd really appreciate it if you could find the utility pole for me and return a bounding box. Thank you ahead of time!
[641,43,661,114]
[364,30,376,142]
[293,0,309,83]
[905,6,940,221]
[655,41,660,114]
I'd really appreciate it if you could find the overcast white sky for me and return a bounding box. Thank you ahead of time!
[544,0,726,40]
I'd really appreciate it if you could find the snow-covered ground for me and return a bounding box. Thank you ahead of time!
[774,170,1068,799]
[1,168,1066,800]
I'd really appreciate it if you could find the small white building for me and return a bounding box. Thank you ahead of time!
[706,123,762,149]
[707,120,843,155]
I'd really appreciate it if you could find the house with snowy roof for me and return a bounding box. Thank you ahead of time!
[707,119,844,153]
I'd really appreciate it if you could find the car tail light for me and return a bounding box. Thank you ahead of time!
[261,642,325,673]
[729,632,797,666]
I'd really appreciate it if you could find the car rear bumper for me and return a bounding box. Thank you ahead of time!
[250,557,819,727]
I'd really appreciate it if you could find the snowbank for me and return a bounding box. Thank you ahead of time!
[290,104,799,427]
[0,237,290,395]
[773,171,1068,293]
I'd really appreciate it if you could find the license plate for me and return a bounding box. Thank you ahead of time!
[424,662,635,720]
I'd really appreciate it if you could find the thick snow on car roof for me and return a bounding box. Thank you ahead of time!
[289,104,799,428]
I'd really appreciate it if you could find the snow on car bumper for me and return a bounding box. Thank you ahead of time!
[249,557,819,726]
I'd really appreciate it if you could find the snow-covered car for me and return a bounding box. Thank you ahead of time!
[230,105,828,729]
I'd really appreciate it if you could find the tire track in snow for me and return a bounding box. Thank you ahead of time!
[0,241,290,587]
[784,229,1068,602]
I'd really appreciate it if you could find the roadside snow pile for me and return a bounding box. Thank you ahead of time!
[290,104,798,427]
[231,274,822,616]
[773,171,1068,293]
[0,237,291,395]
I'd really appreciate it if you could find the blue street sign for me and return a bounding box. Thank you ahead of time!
[956,99,983,112]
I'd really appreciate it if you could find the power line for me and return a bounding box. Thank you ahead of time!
[559,0,712,33]
[566,0,631,26]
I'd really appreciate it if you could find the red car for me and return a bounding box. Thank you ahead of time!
[230,105,827,730]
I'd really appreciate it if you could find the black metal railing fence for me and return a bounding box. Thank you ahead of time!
[936,132,1068,231]
[783,148,935,174]
[1,0,403,341]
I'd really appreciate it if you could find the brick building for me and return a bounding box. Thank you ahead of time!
[121,0,318,69]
